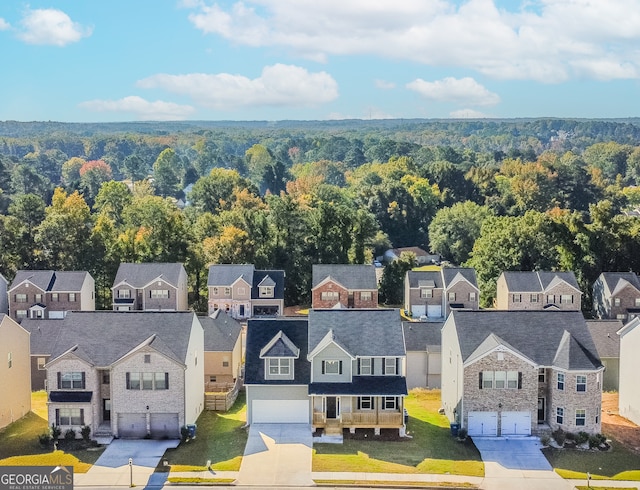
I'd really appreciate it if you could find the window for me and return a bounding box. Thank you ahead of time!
[636,298,640,307]
[557,372,565,390]
[150,289,169,298]
[15,293,27,303]
[617,313,628,320]
[144,354,151,364]
[420,288,432,298]
[60,372,84,389]
[222,356,230,367]
[33,309,43,319]
[69,293,76,302]
[383,397,397,410]
[359,358,372,375]
[142,372,154,390]
[209,376,217,383]
[576,375,586,392]
[7,352,12,369]
[448,292,456,302]
[268,358,290,375]
[560,294,573,304]
[52,293,59,302]
[58,408,83,426]
[556,407,564,424]
[35,293,42,303]
[614,297,621,306]
[259,286,274,298]
[323,360,341,375]
[154,372,167,389]
[224,287,231,295]
[16,310,27,319]
[213,287,219,295]
[575,409,586,426]
[126,372,168,390]
[37,357,46,370]
[494,370,506,388]
[320,291,339,301]
[530,294,539,303]
[538,368,545,383]
[384,357,397,375]
[547,294,555,304]
[360,291,372,301]
[117,289,130,299]
[512,294,522,303]
[469,292,477,301]
[102,373,110,384]
[507,370,519,389]
[481,370,519,389]
[482,371,494,389]
[359,396,374,410]
[128,372,141,390]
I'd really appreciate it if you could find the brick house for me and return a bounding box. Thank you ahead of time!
[592,272,640,322]
[495,271,582,311]
[442,310,603,436]
[311,264,378,309]
[111,263,188,311]
[8,270,95,322]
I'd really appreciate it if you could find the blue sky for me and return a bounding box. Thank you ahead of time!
[1,0,640,122]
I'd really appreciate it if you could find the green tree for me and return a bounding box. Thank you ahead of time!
[122,154,148,183]
[79,160,113,205]
[379,252,417,305]
[153,148,181,198]
[8,194,46,269]
[93,181,132,225]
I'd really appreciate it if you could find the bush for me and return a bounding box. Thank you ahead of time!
[50,424,62,440]
[576,431,589,445]
[540,434,551,446]
[64,429,76,441]
[457,427,468,439]
[552,428,566,446]
[81,425,91,442]
[38,433,51,447]
[565,431,576,441]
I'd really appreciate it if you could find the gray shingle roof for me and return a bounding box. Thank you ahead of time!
[113,263,185,288]
[207,264,255,287]
[407,270,442,289]
[10,270,92,292]
[50,272,91,291]
[402,321,443,351]
[449,310,601,371]
[312,264,377,290]
[586,319,622,359]
[599,272,640,294]
[199,310,242,352]
[407,268,478,290]
[502,271,580,292]
[441,267,478,288]
[21,320,64,355]
[21,311,198,367]
[244,318,310,385]
[10,270,55,291]
[308,309,405,357]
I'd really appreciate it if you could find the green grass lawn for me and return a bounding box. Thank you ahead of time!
[164,392,247,472]
[0,391,104,473]
[313,389,484,476]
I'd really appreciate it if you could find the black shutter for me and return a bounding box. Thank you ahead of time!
[57,372,61,389]
[80,408,84,425]
[357,397,361,410]
[518,372,522,389]
[357,358,361,375]
[126,372,130,389]
[321,361,325,375]
[55,409,60,426]
[81,372,86,389]
[382,358,386,374]
[168,290,170,298]
[165,372,169,389]
[396,358,399,375]
[339,361,343,375]
[371,358,374,374]
[479,372,483,389]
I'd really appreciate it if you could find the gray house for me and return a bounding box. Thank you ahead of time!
[586,319,622,391]
[592,272,640,322]
[112,263,188,311]
[403,321,442,389]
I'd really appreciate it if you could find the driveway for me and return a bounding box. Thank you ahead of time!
[73,439,179,488]
[238,424,313,486]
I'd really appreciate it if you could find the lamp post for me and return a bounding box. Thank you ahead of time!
[129,458,133,487]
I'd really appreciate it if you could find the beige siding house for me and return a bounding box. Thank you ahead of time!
[618,317,640,425]
[495,271,582,311]
[0,315,31,429]
[199,310,243,390]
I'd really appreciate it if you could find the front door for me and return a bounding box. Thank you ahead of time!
[326,397,338,419]
[103,399,111,421]
[239,304,245,317]
[537,397,545,423]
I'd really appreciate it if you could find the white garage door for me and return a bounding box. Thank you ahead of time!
[411,305,426,318]
[467,411,498,436]
[150,413,180,439]
[427,304,442,318]
[252,400,309,424]
[118,413,147,438]
[501,411,531,436]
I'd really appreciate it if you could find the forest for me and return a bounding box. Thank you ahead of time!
[1,118,639,312]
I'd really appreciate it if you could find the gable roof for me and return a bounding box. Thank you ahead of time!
[598,272,640,296]
[308,309,405,358]
[9,270,91,292]
[207,264,254,287]
[441,268,478,289]
[198,310,242,352]
[251,270,285,299]
[244,318,310,385]
[260,331,300,358]
[391,246,429,257]
[21,311,198,367]
[586,319,622,358]
[402,321,443,351]
[448,310,601,371]
[407,270,442,289]
[501,271,581,293]
[311,264,377,290]
[113,263,185,289]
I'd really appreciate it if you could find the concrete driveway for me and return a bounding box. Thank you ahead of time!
[73,439,179,488]
[238,424,313,486]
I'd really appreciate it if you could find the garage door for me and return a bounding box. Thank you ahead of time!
[501,411,531,436]
[427,304,442,318]
[252,400,309,424]
[118,413,147,438]
[467,411,498,436]
[411,305,426,318]
[150,413,180,439]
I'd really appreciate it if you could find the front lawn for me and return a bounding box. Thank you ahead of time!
[163,392,247,471]
[313,389,484,476]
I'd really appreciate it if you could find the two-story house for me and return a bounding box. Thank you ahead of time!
[403,321,442,389]
[111,263,188,311]
[311,264,378,309]
[8,270,95,322]
[207,264,285,319]
[0,314,31,429]
[495,271,582,311]
[404,267,479,319]
[592,272,640,322]
[22,320,64,391]
[618,316,640,425]
[39,311,203,439]
[199,310,243,390]
[442,310,603,437]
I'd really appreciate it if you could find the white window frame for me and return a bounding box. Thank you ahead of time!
[507,370,518,389]
[150,289,169,299]
[482,370,494,389]
[16,310,27,319]
[448,292,456,302]
[547,294,555,304]
[494,370,506,388]
[383,396,397,410]
[636,298,640,307]
[575,409,586,426]
[556,407,564,424]
[576,375,587,392]
[60,372,83,389]
[469,292,477,301]
[268,358,291,375]
[51,293,59,302]
[69,292,76,302]
[118,289,131,299]
[384,357,397,375]
[321,291,339,301]
[224,287,231,295]
[538,368,545,383]
[37,357,46,370]
[530,294,539,303]
[324,360,341,375]
[15,293,27,303]
[560,294,573,304]
[512,294,522,303]
[359,358,372,375]
[360,291,372,301]
[557,372,565,390]
[420,288,432,299]
[259,286,274,298]
[359,396,374,410]
[614,297,621,306]
[59,407,82,426]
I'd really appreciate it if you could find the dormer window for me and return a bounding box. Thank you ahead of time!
[322,360,342,375]
[268,358,291,375]
[260,286,274,298]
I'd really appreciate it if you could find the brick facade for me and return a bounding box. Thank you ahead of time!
[312,281,378,309]
[9,285,83,321]
[546,369,601,434]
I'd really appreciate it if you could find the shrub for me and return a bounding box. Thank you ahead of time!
[50,424,62,440]
[540,434,551,446]
[576,431,589,444]
[81,425,91,442]
[38,433,51,447]
[457,427,468,439]
[552,428,566,446]
[64,429,76,441]
[565,431,576,441]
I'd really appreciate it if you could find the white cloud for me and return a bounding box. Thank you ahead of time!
[0,18,10,30]
[183,0,640,82]
[79,96,195,121]
[137,64,338,110]
[407,77,500,106]
[375,79,396,90]
[449,108,491,118]
[17,8,92,46]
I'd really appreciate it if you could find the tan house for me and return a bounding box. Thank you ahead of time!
[0,273,8,315]
[199,310,243,391]
[404,267,479,319]
[8,270,95,322]
[112,263,188,311]
[592,272,640,322]
[618,317,640,425]
[442,310,603,437]
[403,321,442,389]
[311,264,378,309]
[0,315,31,429]
[495,271,582,311]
